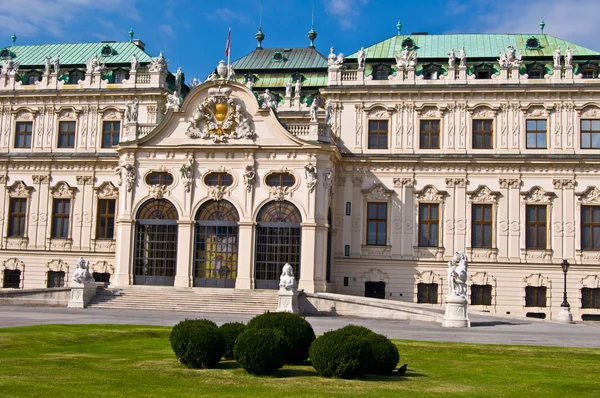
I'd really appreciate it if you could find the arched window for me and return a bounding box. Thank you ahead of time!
[133,199,178,286]
[255,201,302,289]
[373,65,389,81]
[68,71,84,84]
[194,200,239,288]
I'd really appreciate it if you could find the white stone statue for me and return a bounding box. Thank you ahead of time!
[554,46,561,67]
[448,48,455,68]
[294,79,302,98]
[115,164,136,192]
[149,51,168,73]
[53,56,60,75]
[227,64,236,81]
[310,96,320,122]
[165,91,182,113]
[305,163,317,193]
[179,158,194,192]
[458,46,467,67]
[175,67,183,85]
[328,46,337,66]
[447,252,468,297]
[86,56,105,73]
[243,165,256,192]
[205,70,217,82]
[44,56,51,75]
[1,58,19,76]
[189,77,201,88]
[72,257,94,284]
[357,47,367,69]
[259,89,277,109]
[498,45,522,68]
[335,52,345,66]
[125,98,139,123]
[565,46,574,67]
[324,98,333,125]
[395,46,417,68]
[279,263,297,290]
[285,80,292,97]
[131,54,139,72]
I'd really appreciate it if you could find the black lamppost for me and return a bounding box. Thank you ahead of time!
[560,259,570,308]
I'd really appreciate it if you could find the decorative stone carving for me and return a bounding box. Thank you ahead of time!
[580,106,600,118]
[277,263,299,313]
[327,46,345,69]
[578,186,600,204]
[471,107,496,118]
[86,56,105,74]
[125,98,139,124]
[351,176,364,188]
[394,46,417,68]
[580,274,600,288]
[8,181,33,198]
[72,257,93,284]
[498,46,522,68]
[207,185,226,201]
[362,183,393,201]
[259,89,278,109]
[179,158,194,193]
[148,184,168,199]
[526,106,548,118]
[75,176,94,186]
[524,273,552,289]
[447,252,468,297]
[165,91,182,113]
[51,182,76,198]
[468,185,499,204]
[445,178,467,188]
[304,163,317,193]
[68,257,96,309]
[323,168,333,192]
[243,165,256,193]
[522,187,553,204]
[269,186,289,201]
[95,182,118,199]
[416,186,445,202]
[499,178,521,189]
[148,51,168,73]
[115,164,137,192]
[553,178,576,189]
[186,86,255,142]
[419,106,442,118]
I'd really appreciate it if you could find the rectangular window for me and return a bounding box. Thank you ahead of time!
[471,204,493,248]
[3,269,21,288]
[525,286,547,307]
[96,199,116,239]
[581,119,600,149]
[417,283,438,304]
[582,287,600,309]
[102,121,120,148]
[47,271,65,288]
[51,199,71,239]
[58,121,76,148]
[92,272,111,284]
[581,206,600,250]
[368,120,388,149]
[420,120,440,149]
[471,284,492,306]
[472,119,493,149]
[15,121,32,148]
[526,205,547,249]
[526,119,547,149]
[366,202,387,246]
[8,198,27,238]
[419,203,439,247]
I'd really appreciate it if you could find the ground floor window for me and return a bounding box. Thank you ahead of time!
[47,271,65,288]
[417,283,438,304]
[3,269,21,288]
[525,286,547,307]
[365,281,386,299]
[92,272,111,284]
[582,288,600,309]
[470,284,492,306]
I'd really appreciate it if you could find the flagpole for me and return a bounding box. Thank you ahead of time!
[227,27,231,66]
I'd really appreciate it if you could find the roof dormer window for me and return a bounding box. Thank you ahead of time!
[101,45,113,56]
[272,51,286,62]
[0,49,10,59]
[401,38,415,50]
[526,37,541,50]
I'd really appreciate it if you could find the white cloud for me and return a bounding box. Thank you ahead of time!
[205,8,252,25]
[323,0,369,30]
[159,25,174,36]
[0,0,140,39]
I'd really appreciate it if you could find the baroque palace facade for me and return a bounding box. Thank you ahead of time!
[1,26,600,320]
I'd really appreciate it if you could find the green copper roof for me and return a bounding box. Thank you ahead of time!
[235,72,327,88]
[347,34,600,59]
[3,41,154,67]
[231,47,328,70]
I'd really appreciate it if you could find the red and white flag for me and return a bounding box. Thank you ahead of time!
[225,28,231,58]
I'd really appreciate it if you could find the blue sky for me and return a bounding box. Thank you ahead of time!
[1,0,599,82]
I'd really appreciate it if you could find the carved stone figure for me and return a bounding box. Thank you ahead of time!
[86,56,105,73]
[1,58,19,76]
[53,56,60,75]
[131,54,139,72]
[243,165,256,192]
[259,89,278,109]
[294,79,302,98]
[175,67,183,86]
[327,47,345,69]
[458,46,467,67]
[448,48,455,68]
[395,46,417,68]
[179,158,194,192]
[305,163,317,193]
[279,263,297,290]
[310,96,320,122]
[205,70,217,82]
[565,46,574,67]
[189,78,201,88]
[447,252,468,297]
[115,164,136,192]
[165,91,182,113]
[498,46,522,68]
[72,257,94,284]
[44,56,51,75]
[357,47,367,69]
[125,98,139,123]
[554,46,561,67]
[328,46,337,66]
[227,64,236,81]
[149,51,168,73]
[285,80,292,97]
[324,98,333,125]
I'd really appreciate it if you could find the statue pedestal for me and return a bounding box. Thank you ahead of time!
[277,288,299,313]
[557,305,574,323]
[442,295,470,328]
[68,281,97,309]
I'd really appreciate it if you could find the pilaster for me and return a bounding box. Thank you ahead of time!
[235,221,255,289]
[174,220,194,287]
[113,219,134,286]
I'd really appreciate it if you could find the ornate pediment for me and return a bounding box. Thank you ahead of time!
[523,273,551,288]
[577,186,600,204]
[362,183,393,201]
[367,106,391,118]
[580,106,600,118]
[468,185,500,204]
[186,86,255,143]
[8,181,33,198]
[521,187,554,204]
[418,106,442,119]
[526,106,548,118]
[14,109,34,120]
[415,185,445,202]
[51,182,76,198]
[95,182,119,199]
[470,106,496,118]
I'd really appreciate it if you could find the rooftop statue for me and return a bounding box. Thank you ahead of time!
[165,91,182,113]
[447,48,456,69]
[324,98,333,125]
[294,79,302,98]
[175,67,183,85]
[285,80,292,97]
[131,54,139,72]
[565,46,575,67]
[259,89,278,109]
[554,46,561,67]
[86,56,105,74]
[53,56,60,75]
[458,46,467,67]
[44,56,51,75]
[357,47,367,69]
[149,51,168,73]
[395,46,417,68]
[498,45,522,68]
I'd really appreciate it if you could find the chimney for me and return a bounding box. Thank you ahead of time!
[133,39,145,50]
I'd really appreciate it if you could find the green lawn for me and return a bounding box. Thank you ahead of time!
[0,324,598,397]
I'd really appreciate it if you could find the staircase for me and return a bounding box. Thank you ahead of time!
[87,286,279,314]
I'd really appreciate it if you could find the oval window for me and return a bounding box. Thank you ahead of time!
[266,173,295,187]
[101,45,113,56]
[145,172,174,186]
[526,38,539,50]
[204,172,234,187]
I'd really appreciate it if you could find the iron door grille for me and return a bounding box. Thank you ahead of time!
[255,224,301,283]
[134,222,178,278]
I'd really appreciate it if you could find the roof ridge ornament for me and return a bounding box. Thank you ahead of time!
[539,19,545,34]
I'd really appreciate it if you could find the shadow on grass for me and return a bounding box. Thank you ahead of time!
[361,371,427,382]
[274,368,320,378]
[216,360,242,370]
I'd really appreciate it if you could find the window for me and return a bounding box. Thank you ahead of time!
[581,206,600,250]
[204,172,234,187]
[526,120,547,149]
[68,71,84,84]
[373,65,389,81]
[423,65,441,80]
[417,283,438,304]
[526,205,547,249]
[3,269,21,288]
[472,120,493,149]
[8,198,27,238]
[471,284,492,306]
[419,203,439,247]
[366,202,387,246]
[145,172,174,186]
[27,74,40,85]
[102,121,120,148]
[581,67,597,79]
[472,204,493,248]
[525,286,547,307]
[582,288,600,309]
[526,37,540,50]
[527,64,544,79]
[15,121,32,148]
[420,120,440,149]
[368,120,388,149]
[476,69,491,79]
[114,71,127,84]
[51,199,71,239]
[92,272,111,284]
[96,199,116,239]
[101,45,113,56]
[47,271,65,288]
[265,173,295,187]
[58,121,76,148]
[365,281,386,299]
[581,119,600,149]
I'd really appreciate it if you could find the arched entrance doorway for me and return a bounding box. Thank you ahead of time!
[255,201,301,289]
[133,199,178,286]
[194,200,239,288]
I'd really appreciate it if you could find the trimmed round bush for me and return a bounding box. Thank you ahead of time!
[336,325,373,338]
[335,325,399,375]
[246,312,315,364]
[169,319,225,369]
[234,328,285,375]
[219,322,246,360]
[309,329,372,379]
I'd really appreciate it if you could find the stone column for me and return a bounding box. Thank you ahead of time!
[113,219,134,286]
[235,221,255,290]
[454,178,468,253]
[401,178,415,258]
[350,177,363,256]
[497,180,510,261]
[174,220,194,287]
[505,179,521,259]
[562,179,576,260]
[298,223,318,293]
[552,179,565,261]
[445,178,457,256]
